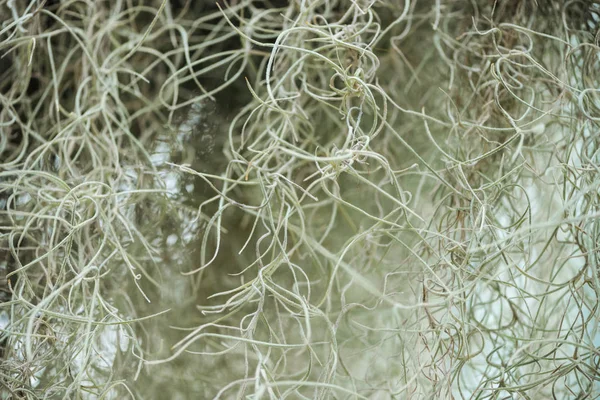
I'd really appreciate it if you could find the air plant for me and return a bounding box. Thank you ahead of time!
[1,0,599,398]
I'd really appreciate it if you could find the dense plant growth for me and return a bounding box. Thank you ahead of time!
[1,0,599,398]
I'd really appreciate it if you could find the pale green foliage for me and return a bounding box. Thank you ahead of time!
[1,0,600,399]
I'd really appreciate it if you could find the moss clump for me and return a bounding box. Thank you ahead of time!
[1,0,600,398]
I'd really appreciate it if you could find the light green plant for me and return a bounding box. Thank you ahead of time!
[1,0,599,399]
